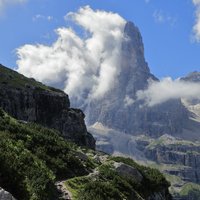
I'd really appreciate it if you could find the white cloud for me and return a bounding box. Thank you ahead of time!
[153,10,164,23]
[32,14,53,22]
[0,0,27,11]
[124,95,135,107]
[137,78,200,107]
[193,0,200,5]
[16,6,126,103]
[192,0,200,42]
[153,10,176,26]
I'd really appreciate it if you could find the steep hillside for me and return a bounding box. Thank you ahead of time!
[0,64,95,149]
[0,109,171,200]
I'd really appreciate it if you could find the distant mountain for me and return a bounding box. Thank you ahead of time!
[180,71,200,141]
[181,71,200,83]
[85,21,190,138]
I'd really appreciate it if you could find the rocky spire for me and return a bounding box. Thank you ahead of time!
[86,21,189,137]
[119,21,157,97]
[123,21,144,58]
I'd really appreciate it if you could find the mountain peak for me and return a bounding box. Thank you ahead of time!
[123,21,144,56]
[85,21,189,138]
[124,21,137,33]
[181,71,200,82]
[124,21,140,36]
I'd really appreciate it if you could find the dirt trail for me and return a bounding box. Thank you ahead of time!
[55,181,72,200]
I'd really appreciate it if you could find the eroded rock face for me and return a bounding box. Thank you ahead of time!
[0,64,95,149]
[0,187,16,200]
[136,135,200,184]
[85,21,189,137]
[146,146,200,184]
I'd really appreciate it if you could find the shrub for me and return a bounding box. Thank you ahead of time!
[77,181,122,200]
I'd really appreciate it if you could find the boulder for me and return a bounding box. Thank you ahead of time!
[113,162,143,183]
[0,187,16,200]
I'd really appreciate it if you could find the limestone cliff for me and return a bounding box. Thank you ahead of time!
[0,64,95,149]
[135,134,200,199]
[143,135,200,184]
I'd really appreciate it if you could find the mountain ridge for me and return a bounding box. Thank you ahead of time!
[0,64,95,149]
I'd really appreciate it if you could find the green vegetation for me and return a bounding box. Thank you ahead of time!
[66,156,171,200]
[78,181,123,200]
[0,108,171,200]
[110,157,170,196]
[0,108,89,199]
[147,135,200,150]
[0,64,61,92]
[179,183,200,200]
[66,166,142,200]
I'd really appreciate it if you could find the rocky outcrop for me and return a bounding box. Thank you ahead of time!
[134,135,200,199]
[113,162,143,183]
[84,21,189,137]
[146,148,200,183]
[0,64,95,149]
[0,187,16,200]
[136,135,200,184]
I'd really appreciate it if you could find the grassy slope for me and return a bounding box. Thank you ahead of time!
[0,108,171,200]
[65,156,171,200]
[0,64,62,92]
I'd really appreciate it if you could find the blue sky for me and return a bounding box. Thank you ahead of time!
[0,0,199,78]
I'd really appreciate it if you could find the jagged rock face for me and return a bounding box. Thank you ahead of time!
[0,64,95,149]
[86,21,188,137]
[0,187,16,200]
[145,146,200,184]
[137,135,200,184]
[146,146,200,184]
[134,135,200,200]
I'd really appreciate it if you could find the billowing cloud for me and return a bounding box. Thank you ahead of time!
[16,6,126,103]
[192,0,200,42]
[137,78,200,107]
[0,0,27,11]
